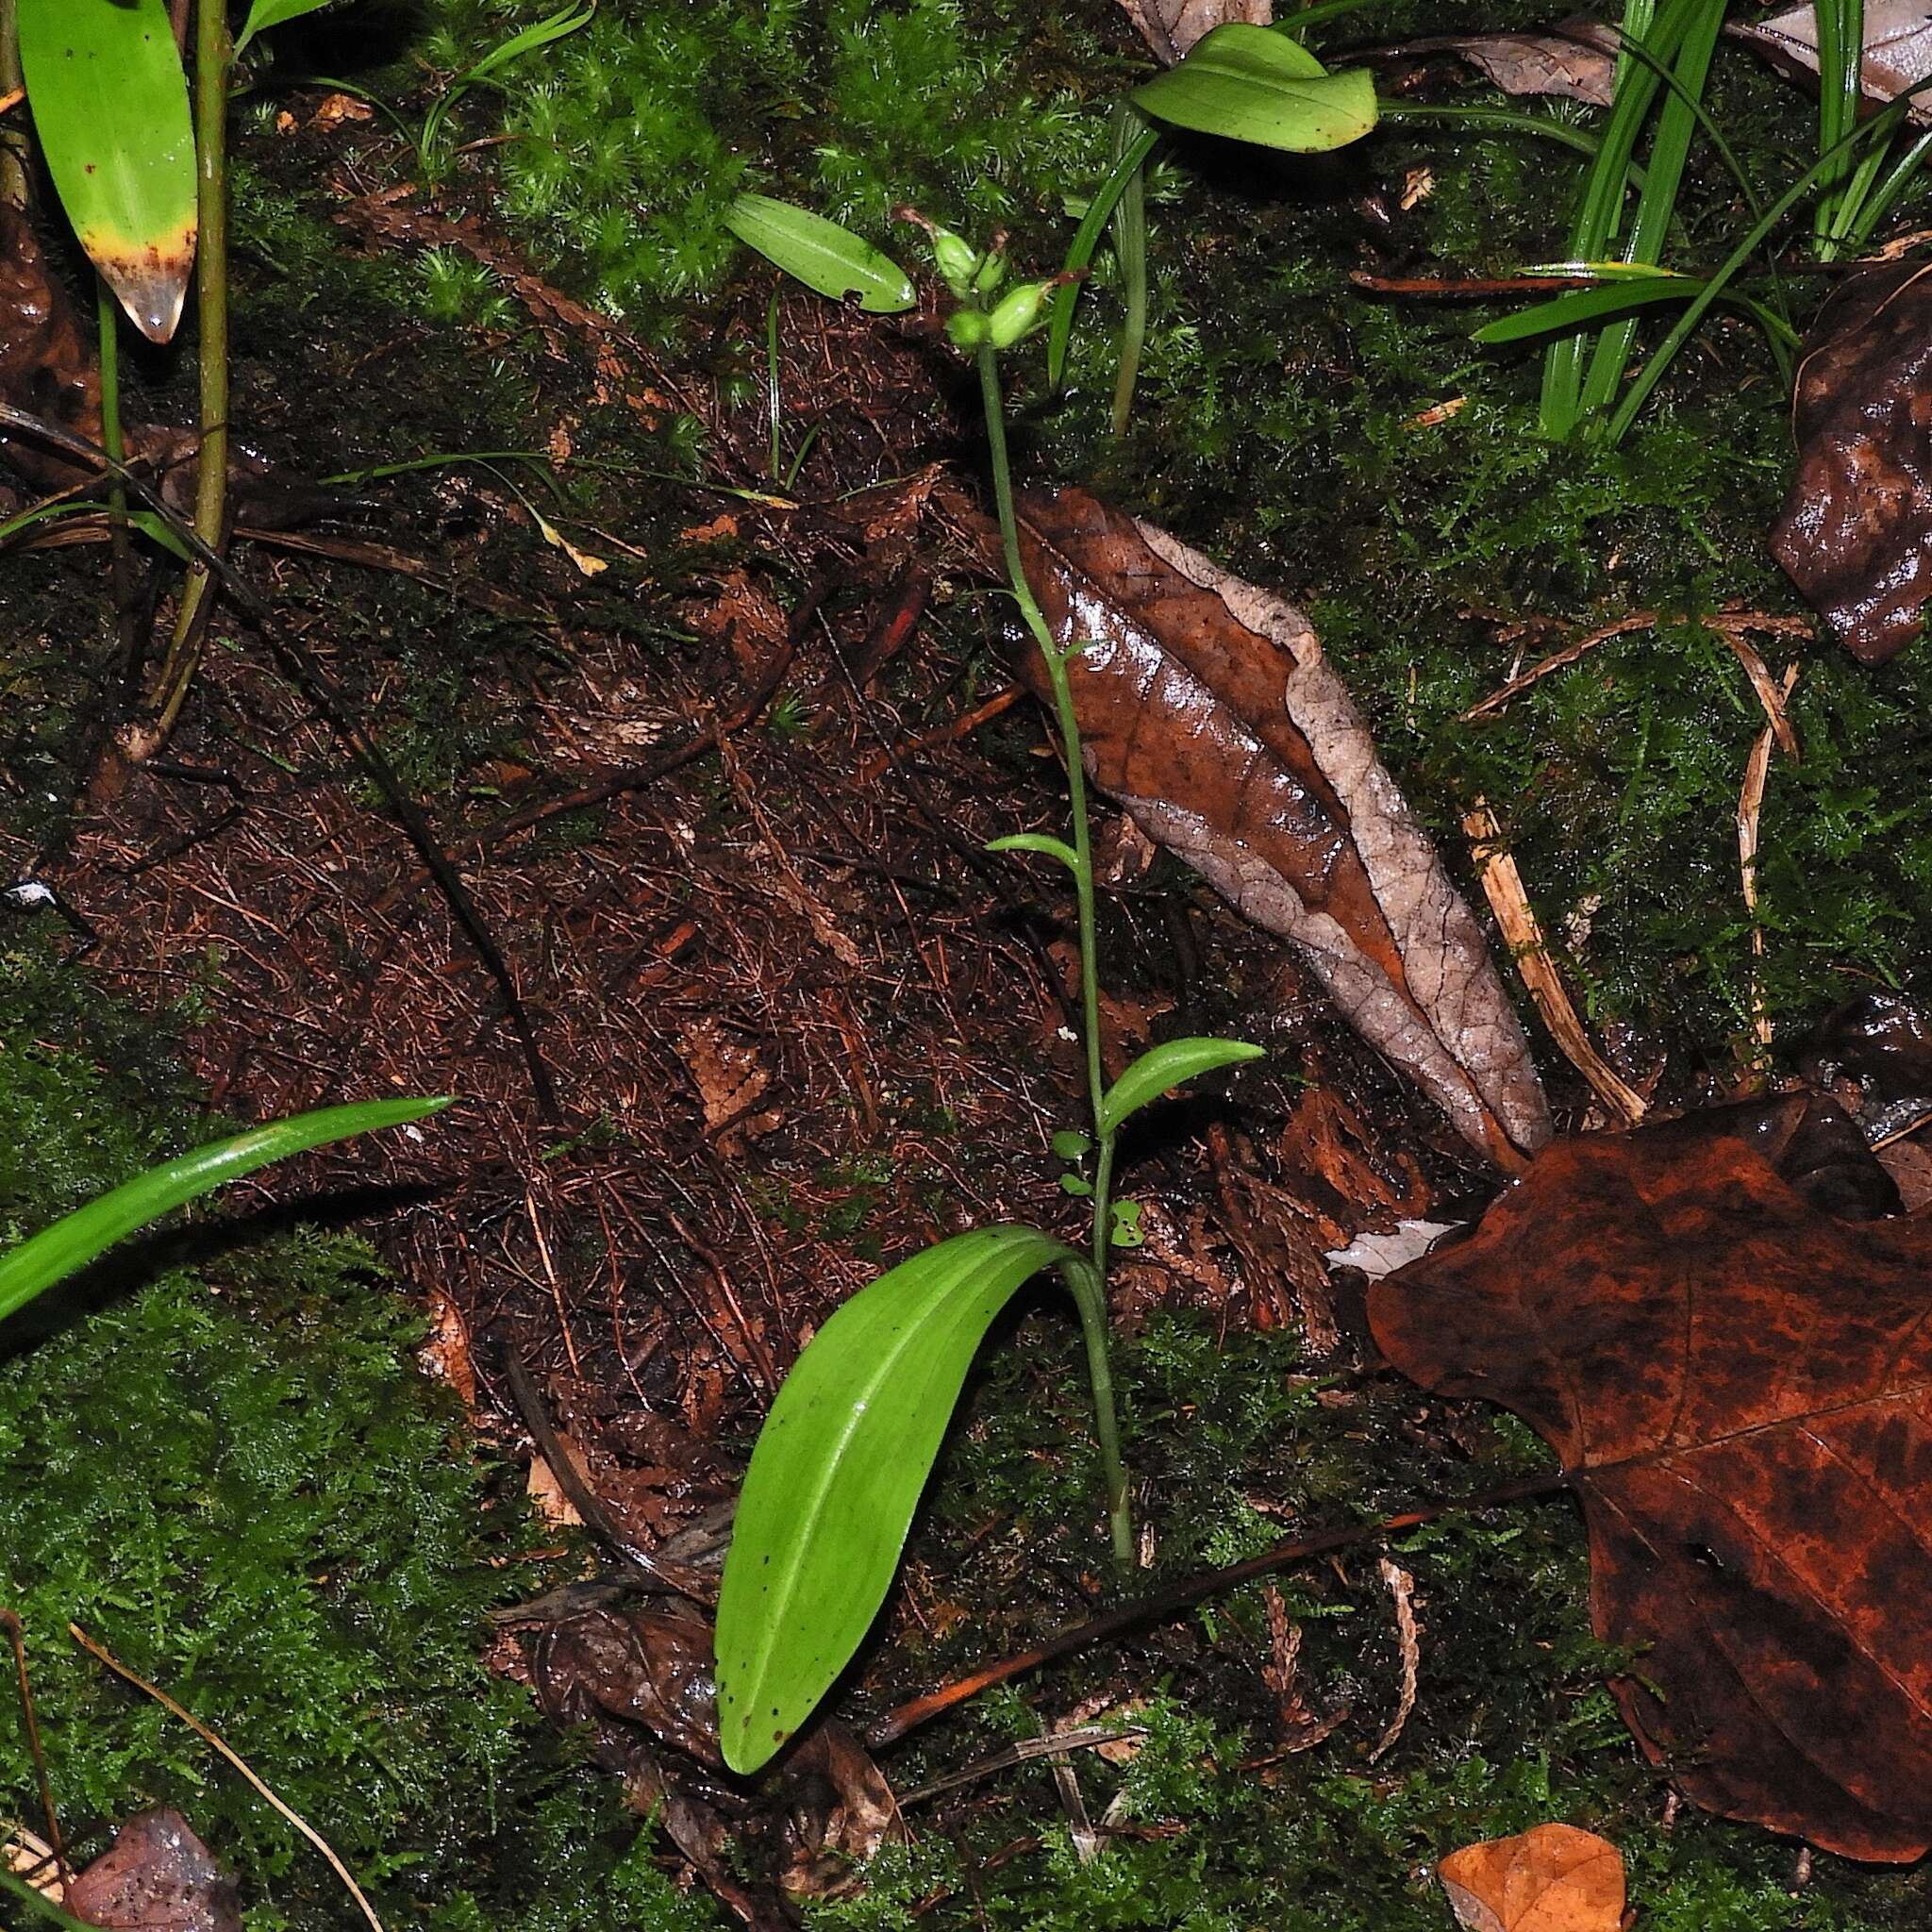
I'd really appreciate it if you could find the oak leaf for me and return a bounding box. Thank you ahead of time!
[1370,1109,1932,1858]
[1014,488,1551,1169]
[1438,1823,1624,1932]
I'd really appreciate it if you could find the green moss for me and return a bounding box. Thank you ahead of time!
[0,929,721,1929]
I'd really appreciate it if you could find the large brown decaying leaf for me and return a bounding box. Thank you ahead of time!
[1770,260,1932,666]
[1438,1822,1625,1932]
[1730,2,1932,122]
[65,1807,242,1932]
[1369,1100,1932,1859]
[1116,0,1271,66]
[1014,488,1551,1170]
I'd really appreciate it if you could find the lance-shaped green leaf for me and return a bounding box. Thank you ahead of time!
[715,1224,1083,1773]
[724,194,916,314]
[1131,24,1377,154]
[1098,1038,1264,1137]
[17,0,196,342]
[0,1096,451,1322]
[235,0,341,58]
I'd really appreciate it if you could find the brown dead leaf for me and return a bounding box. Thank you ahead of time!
[1731,3,1932,120]
[1117,0,1271,65]
[1771,260,1932,664]
[675,1018,780,1153]
[1438,1823,1625,1932]
[66,1808,242,1932]
[1390,18,1619,106]
[1015,489,1551,1169]
[1370,1098,1932,1858]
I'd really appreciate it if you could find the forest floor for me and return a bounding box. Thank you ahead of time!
[6,1,1932,1927]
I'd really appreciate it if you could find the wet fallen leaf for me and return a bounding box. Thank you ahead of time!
[1438,1823,1624,1932]
[1731,2,1932,120]
[1014,488,1551,1169]
[1370,1098,1932,1858]
[1387,17,1618,106]
[1117,0,1272,66]
[66,1807,242,1932]
[529,1601,902,1927]
[1770,260,1932,665]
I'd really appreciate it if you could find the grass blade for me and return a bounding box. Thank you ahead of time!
[0,1097,451,1323]
[1046,121,1160,391]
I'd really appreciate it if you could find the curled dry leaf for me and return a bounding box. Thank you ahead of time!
[1771,260,1932,665]
[1014,488,1551,1169]
[1438,1823,1625,1932]
[530,1602,902,1927]
[1383,17,1618,107]
[1370,1097,1932,1858]
[1117,0,1272,66]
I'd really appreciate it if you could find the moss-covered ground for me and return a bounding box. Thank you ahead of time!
[8,0,1932,1924]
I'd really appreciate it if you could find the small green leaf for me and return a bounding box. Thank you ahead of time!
[1051,1129,1091,1162]
[235,0,339,58]
[0,1096,452,1324]
[1109,1199,1144,1249]
[1131,24,1377,154]
[18,0,195,342]
[724,194,916,314]
[715,1224,1082,1773]
[1098,1037,1264,1136]
[1059,1173,1094,1197]
[988,832,1080,871]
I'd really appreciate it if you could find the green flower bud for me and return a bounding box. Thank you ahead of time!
[945,306,991,351]
[985,278,1054,350]
[973,246,1008,297]
[927,225,980,299]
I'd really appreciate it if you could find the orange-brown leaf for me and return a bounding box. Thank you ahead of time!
[1371,1112,1932,1858]
[1438,1823,1624,1932]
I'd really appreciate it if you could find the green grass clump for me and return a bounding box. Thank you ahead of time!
[417,0,1108,324]
[0,929,719,1929]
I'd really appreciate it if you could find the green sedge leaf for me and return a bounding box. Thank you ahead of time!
[1098,1037,1264,1136]
[715,1225,1082,1773]
[987,832,1080,871]
[235,0,340,58]
[1474,276,1701,345]
[18,0,195,342]
[1131,24,1377,154]
[724,194,916,314]
[461,0,593,82]
[0,1096,451,1323]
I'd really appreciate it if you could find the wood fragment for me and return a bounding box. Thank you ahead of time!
[1462,801,1648,1125]
[1740,663,1803,1055]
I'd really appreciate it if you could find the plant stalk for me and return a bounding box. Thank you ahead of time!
[95,275,140,679]
[977,338,1133,1570]
[138,0,231,756]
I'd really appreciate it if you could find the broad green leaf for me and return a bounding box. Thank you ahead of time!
[235,0,341,58]
[18,0,195,342]
[724,194,916,314]
[1098,1037,1264,1136]
[715,1224,1081,1772]
[1131,24,1377,154]
[0,1096,451,1323]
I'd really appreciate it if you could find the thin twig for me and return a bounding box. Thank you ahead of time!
[1739,662,1802,1056]
[66,1624,387,1932]
[0,1613,67,1900]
